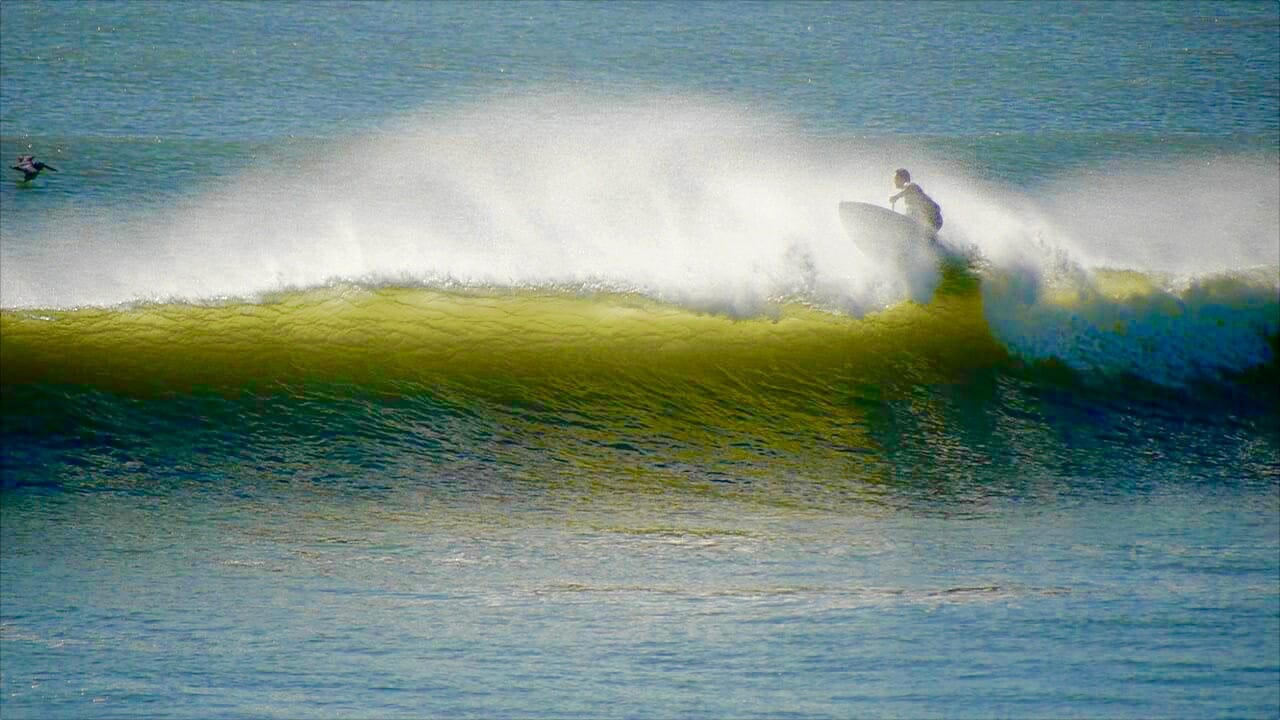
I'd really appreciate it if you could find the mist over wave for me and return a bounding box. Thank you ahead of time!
[2,94,1276,385]
[3,94,909,314]
[946,157,1280,385]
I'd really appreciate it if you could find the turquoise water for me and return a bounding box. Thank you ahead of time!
[2,1,1279,717]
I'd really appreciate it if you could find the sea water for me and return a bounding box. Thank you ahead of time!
[1,1,1278,718]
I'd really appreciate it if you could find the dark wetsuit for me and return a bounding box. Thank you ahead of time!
[892,182,943,235]
[12,156,57,182]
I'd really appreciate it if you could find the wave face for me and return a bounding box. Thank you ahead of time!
[3,279,1277,503]
[2,270,1276,391]
[0,272,999,395]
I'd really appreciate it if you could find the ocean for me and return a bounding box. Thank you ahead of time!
[1,1,1278,717]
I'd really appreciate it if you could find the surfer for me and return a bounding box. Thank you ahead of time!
[889,168,942,237]
[11,155,58,182]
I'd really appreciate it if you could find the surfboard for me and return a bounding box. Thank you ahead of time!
[838,201,935,263]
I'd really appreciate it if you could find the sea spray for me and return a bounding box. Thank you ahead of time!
[0,94,945,312]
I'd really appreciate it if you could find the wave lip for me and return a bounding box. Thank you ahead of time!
[0,280,1005,392]
[982,265,1280,387]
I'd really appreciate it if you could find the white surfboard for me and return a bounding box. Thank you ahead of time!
[837,201,936,264]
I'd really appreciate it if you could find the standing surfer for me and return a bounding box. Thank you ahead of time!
[889,168,942,237]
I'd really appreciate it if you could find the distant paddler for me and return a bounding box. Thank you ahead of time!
[12,155,58,182]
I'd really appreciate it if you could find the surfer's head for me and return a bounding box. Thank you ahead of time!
[894,168,911,188]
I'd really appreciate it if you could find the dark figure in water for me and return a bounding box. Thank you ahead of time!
[889,168,942,236]
[12,155,58,182]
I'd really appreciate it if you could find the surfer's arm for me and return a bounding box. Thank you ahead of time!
[890,184,926,207]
